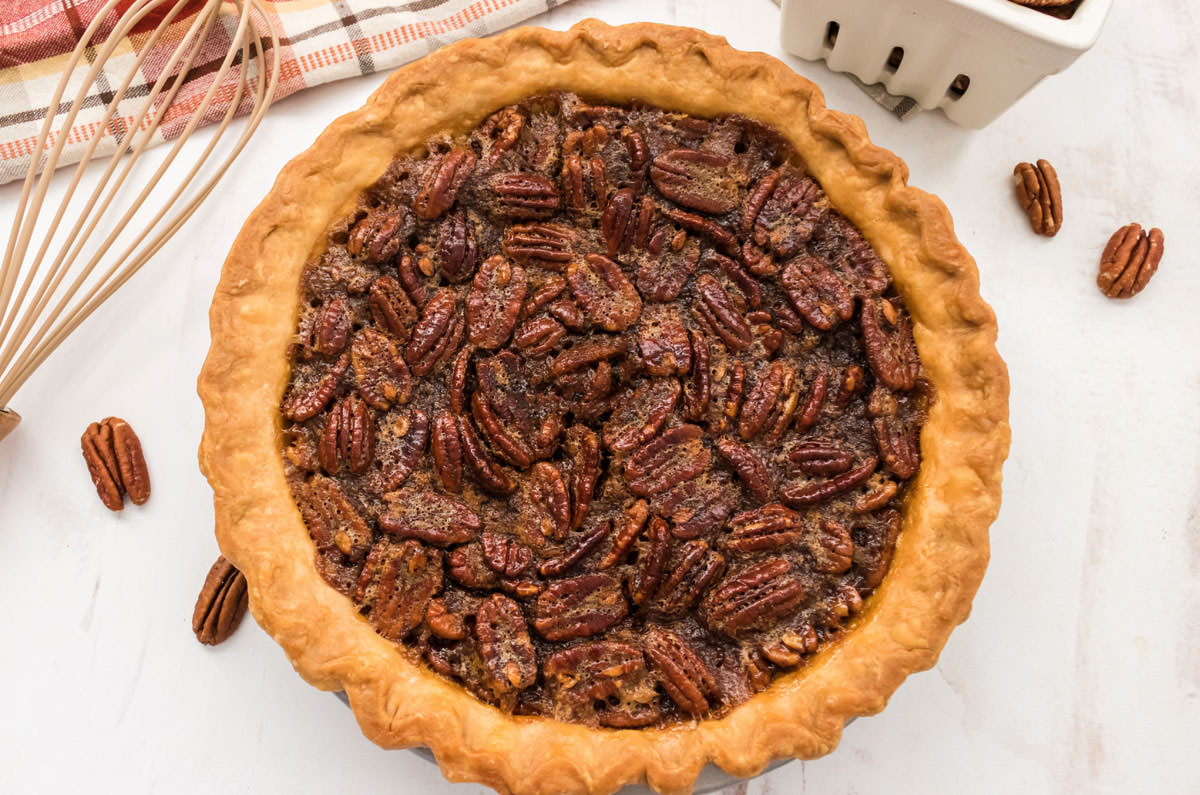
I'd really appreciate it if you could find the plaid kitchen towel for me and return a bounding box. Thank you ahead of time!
[0,0,569,186]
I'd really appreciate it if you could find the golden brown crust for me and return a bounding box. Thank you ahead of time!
[198,20,1010,795]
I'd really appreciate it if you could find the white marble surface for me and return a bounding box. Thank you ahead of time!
[1,0,1197,792]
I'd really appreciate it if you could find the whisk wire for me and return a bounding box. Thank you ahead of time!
[0,0,218,372]
[0,0,279,409]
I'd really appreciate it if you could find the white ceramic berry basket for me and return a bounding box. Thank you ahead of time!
[779,0,1114,128]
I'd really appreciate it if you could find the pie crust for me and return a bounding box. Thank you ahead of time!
[198,20,1010,795]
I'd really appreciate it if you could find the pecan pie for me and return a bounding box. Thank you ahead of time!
[200,21,1009,795]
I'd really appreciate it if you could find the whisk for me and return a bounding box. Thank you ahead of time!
[0,0,279,442]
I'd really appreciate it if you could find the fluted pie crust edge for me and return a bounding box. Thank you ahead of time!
[197,20,1010,795]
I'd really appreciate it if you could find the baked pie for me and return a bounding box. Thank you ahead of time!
[200,20,1008,794]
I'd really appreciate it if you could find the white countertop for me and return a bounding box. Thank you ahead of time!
[1,0,1196,793]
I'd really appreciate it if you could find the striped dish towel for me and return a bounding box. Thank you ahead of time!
[0,0,568,186]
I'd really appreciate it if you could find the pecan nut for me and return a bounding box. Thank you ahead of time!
[533,573,628,641]
[348,205,412,262]
[309,296,351,356]
[351,329,411,410]
[405,289,463,376]
[318,394,374,475]
[280,350,349,422]
[637,228,698,302]
[694,274,752,351]
[1013,159,1062,237]
[192,556,248,645]
[81,417,150,510]
[437,210,478,283]
[701,558,805,637]
[781,456,878,508]
[355,539,443,641]
[492,172,561,219]
[624,424,711,498]
[1097,223,1164,299]
[714,437,773,503]
[375,409,429,490]
[502,223,574,269]
[378,491,481,545]
[476,594,538,697]
[861,296,920,391]
[644,628,719,716]
[414,147,476,220]
[646,539,725,618]
[567,253,643,332]
[725,504,803,553]
[650,149,739,214]
[369,275,418,339]
[781,255,854,330]
[602,379,681,452]
[297,475,373,562]
[466,255,527,349]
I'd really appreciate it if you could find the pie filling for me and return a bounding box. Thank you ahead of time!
[279,93,930,728]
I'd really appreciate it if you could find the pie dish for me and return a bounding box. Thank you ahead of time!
[198,19,1009,795]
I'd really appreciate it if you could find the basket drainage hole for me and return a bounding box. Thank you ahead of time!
[949,74,971,99]
[885,47,904,73]
[825,21,839,49]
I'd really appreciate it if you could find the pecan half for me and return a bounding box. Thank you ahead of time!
[1097,223,1164,299]
[476,594,538,698]
[650,149,739,214]
[851,508,902,591]
[192,556,248,645]
[543,641,658,727]
[503,223,574,270]
[492,172,560,219]
[781,456,878,508]
[378,491,481,545]
[637,228,698,302]
[567,254,642,332]
[527,461,571,542]
[538,519,610,577]
[351,329,411,410]
[603,379,681,452]
[781,255,854,330]
[725,504,802,553]
[466,255,527,349]
[638,319,692,376]
[482,530,534,578]
[512,316,566,357]
[808,518,854,574]
[405,289,462,376]
[369,275,418,339]
[430,411,463,491]
[694,274,752,351]
[659,474,738,540]
[297,475,372,562]
[563,425,600,529]
[644,627,719,716]
[437,210,478,283]
[861,296,920,391]
[701,558,805,637]
[682,329,712,422]
[647,539,725,618]
[375,409,429,491]
[714,437,773,503]
[624,424,711,498]
[533,573,628,641]
[868,386,921,479]
[348,205,412,262]
[318,394,374,475]
[457,413,517,496]
[414,147,476,220]
[600,499,650,569]
[355,539,443,641]
[788,440,853,477]
[81,417,150,510]
[1013,159,1062,237]
[281,350,348,421]
[601,188,654,256]
[309,296,351,356]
